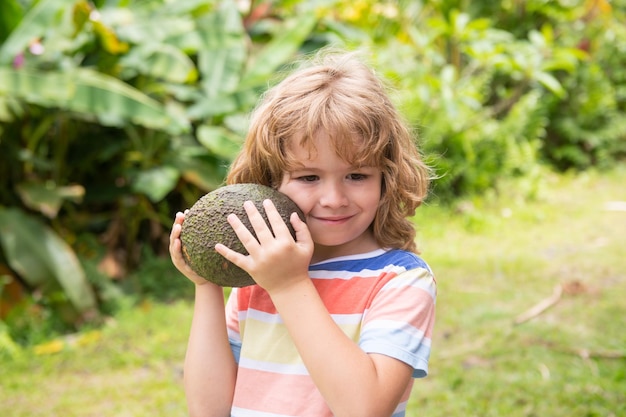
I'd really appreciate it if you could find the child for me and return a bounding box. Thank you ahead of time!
[169,50,436,417]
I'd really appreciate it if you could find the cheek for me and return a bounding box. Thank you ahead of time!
[278,184,312,214]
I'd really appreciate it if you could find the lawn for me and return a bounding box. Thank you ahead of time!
[2,168,625,417]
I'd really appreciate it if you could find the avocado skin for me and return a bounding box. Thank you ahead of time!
[180,183,305,287]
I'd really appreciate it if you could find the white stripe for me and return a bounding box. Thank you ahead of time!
[310,248,388,265]
[382,269,436,298]
[330,313,363,324]
[243,310,362,326]
[363,319,430,344]
[393,399,408,415]
[227,327,241,342]
[309,265,408,280]
[241,308,284,324]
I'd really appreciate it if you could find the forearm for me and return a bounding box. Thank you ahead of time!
[184,284,237,417]
[269,278,411,417]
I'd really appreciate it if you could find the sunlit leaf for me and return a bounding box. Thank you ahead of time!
[171,150,225,192]
[92,19,129,54]
[16,181,85,218]
[187,94,239,119]
[535,71,565,97]
[239,13,317,90]
[132,166,180,202]
[196,124,243,159]
[0,67,190,133]
[71,0,91,37]
[196,1,247,98]
[119,43,197,83]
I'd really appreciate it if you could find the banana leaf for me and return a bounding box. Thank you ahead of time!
[0,207,98,318]
[131,165,180,203]
[0,0,76,65]
[0,67,190,134]
[16,181,85,218]
[196,124,243,159]
[196,1,247,98]
[238,14,318,90]
[118,43,198,83]
[0,0,23,44]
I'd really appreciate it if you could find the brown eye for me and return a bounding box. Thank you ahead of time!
[348,173,368,181]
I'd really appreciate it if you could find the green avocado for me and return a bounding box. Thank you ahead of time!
[180,183,305,287]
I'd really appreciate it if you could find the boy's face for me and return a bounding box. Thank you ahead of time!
[278,131,382,262]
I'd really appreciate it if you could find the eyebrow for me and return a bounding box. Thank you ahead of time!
[288,164,378,172]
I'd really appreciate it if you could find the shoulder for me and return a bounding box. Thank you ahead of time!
[310,248,431,273]
[375,250,436,301]
[309,249,435,296]
[379,249,432,272]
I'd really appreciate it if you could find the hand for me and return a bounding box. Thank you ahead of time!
[215,199,314,294]
[169,210,214,286]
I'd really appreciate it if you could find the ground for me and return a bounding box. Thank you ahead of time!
[2,168,625,417]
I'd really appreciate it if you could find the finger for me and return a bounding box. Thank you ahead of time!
[170,234,190,272]
[226,212,262,249]
[169,224,180,251]
[291,212,313,246]
[262,199,292,238]
[169,212,184,249]
[242,200,274,241]
[215,242,251,271]
[173,211,184,226]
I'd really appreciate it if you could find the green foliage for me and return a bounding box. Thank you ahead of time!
[0,208,99,323]
[361,5,559,200]
[545,61,626,169]
[326,0,625,199]
[0,0,321,332]
[542,4,626,170]
[122,248,194,303]
[1,0,625,340]
[0,0,23,44]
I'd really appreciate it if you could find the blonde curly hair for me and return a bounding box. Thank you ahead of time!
[227,50,430,253]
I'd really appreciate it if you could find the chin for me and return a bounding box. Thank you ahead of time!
[313,238,354,249]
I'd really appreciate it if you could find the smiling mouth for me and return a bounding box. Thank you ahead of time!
[313,215,353,223]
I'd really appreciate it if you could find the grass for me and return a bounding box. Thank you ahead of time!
[409,168,626,416]
[2,168,625,416]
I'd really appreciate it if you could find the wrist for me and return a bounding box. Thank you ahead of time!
[267,274,315,304]
[194,280,225,299]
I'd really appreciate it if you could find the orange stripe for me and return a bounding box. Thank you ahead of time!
[237,271,400,315]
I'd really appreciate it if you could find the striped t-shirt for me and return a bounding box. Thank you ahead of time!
[225,248,437,417]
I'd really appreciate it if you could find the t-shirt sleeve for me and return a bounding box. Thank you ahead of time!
[225,288,242,363]
[358,267,437,378]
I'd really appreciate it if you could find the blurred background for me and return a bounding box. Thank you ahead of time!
[1,1,624,416]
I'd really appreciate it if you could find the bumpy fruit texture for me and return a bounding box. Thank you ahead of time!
[180,183,305,287]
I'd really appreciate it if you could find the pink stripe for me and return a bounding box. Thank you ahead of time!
[233,368,333,416]
[365,285,436,336]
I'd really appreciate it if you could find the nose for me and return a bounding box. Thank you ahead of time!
[319,181,349,208]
